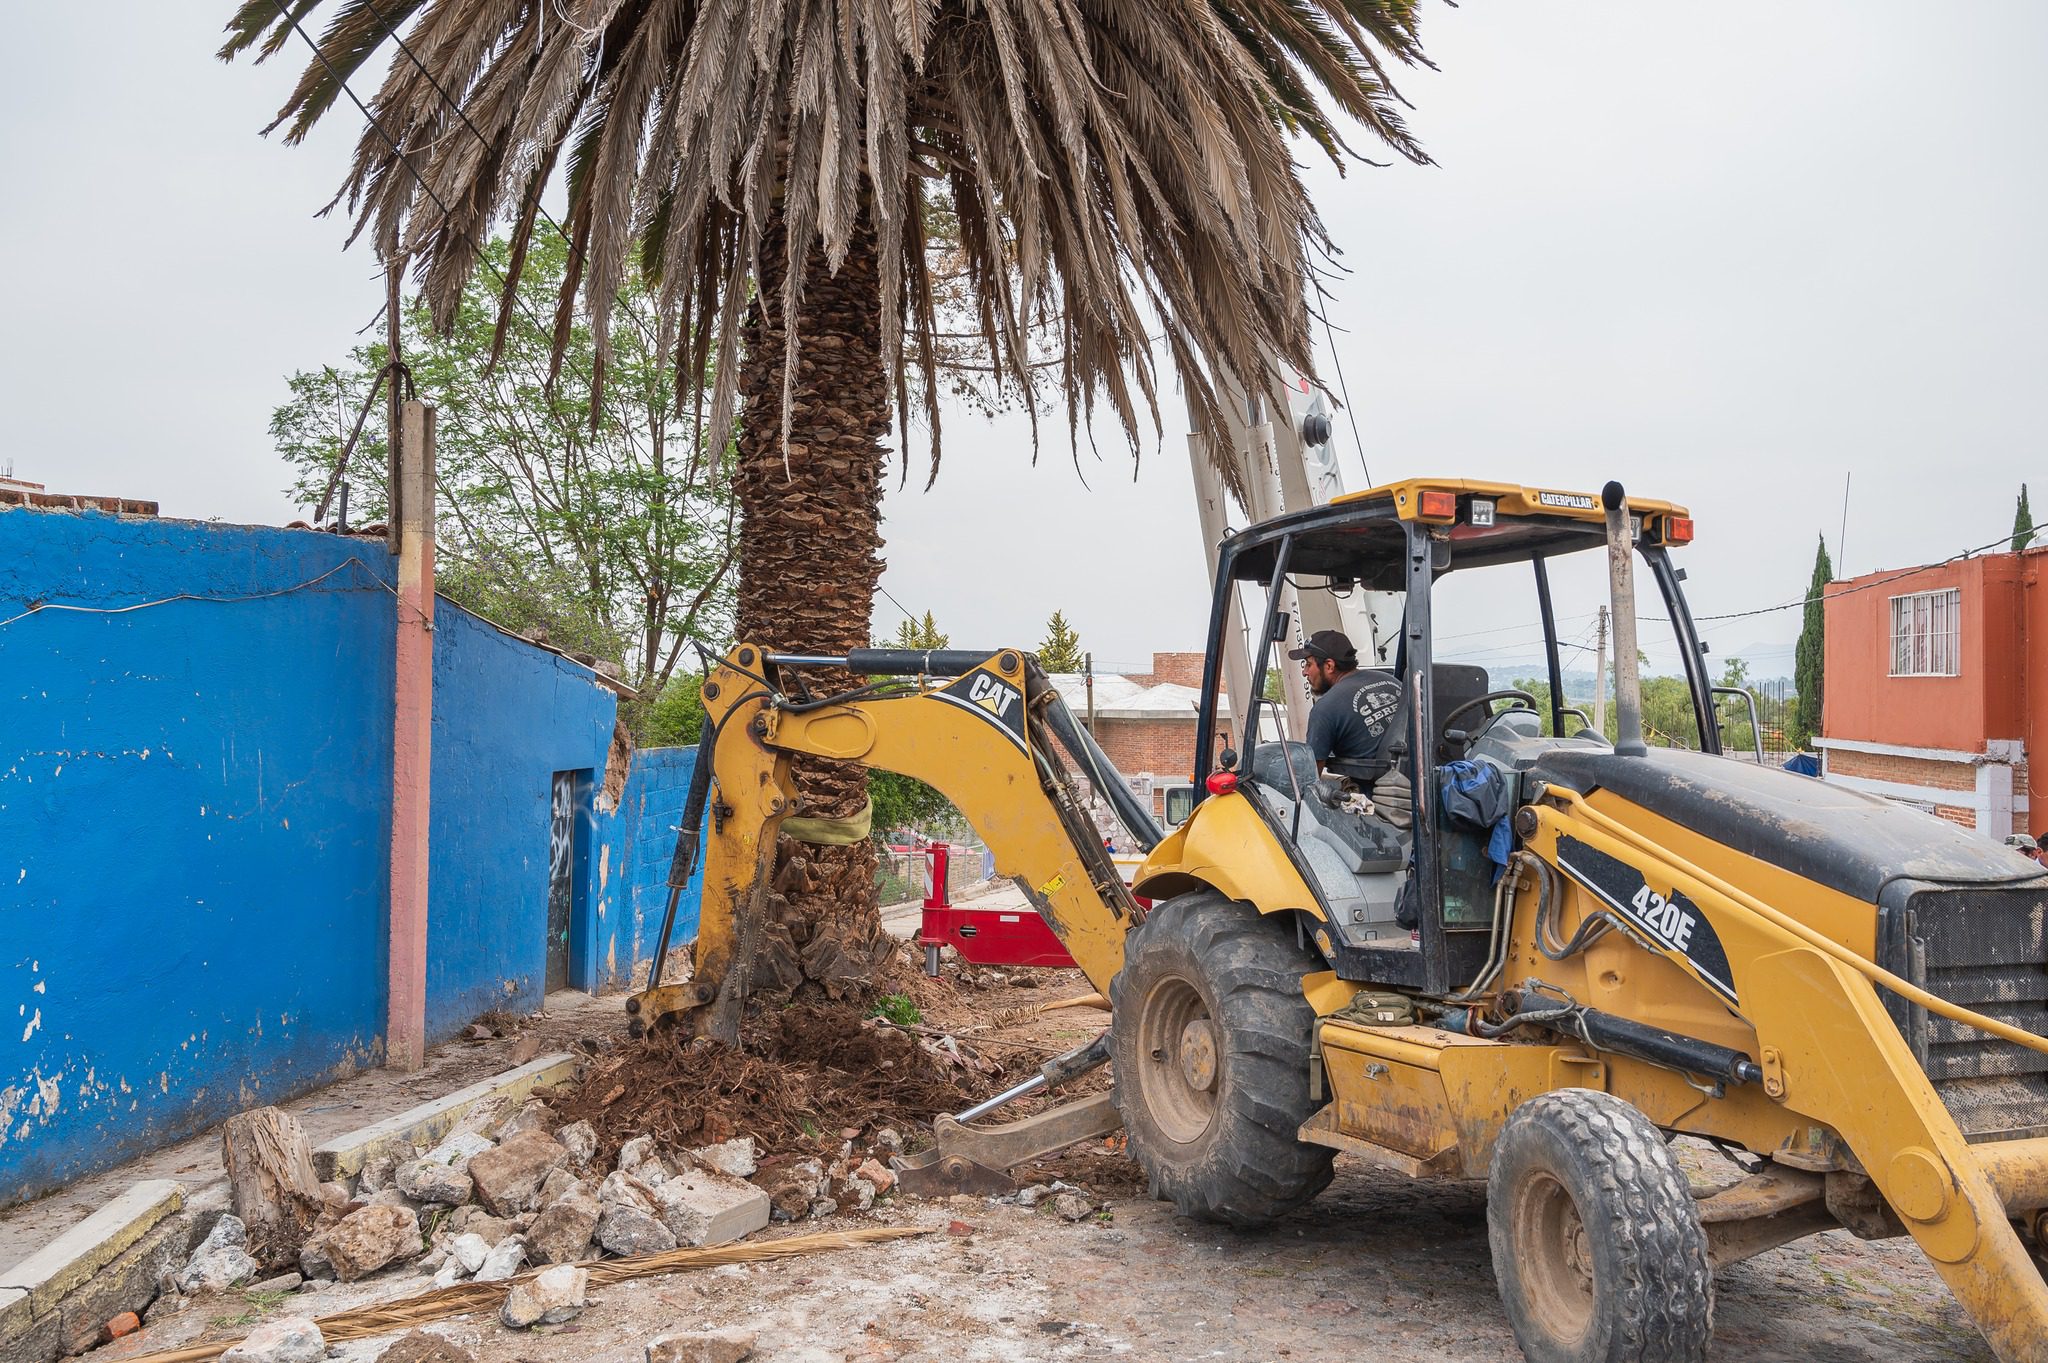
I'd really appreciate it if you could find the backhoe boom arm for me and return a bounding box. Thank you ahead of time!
[627,645,1146,1042]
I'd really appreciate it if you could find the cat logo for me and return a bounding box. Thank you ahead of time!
[936,665,1030,752]
[968,672,1019,719]
[1537,490,1596,511]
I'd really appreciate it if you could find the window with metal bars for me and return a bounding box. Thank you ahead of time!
[1889,588,1961,676]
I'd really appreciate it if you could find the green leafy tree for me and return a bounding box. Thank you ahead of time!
[889,612,950,651]
[1709,657,1762,755]
[643,674,708,748]
[272,234,736,699]
[870,610,957,836]
[2016,483,2036,552]
[1790,535,1834,750]
[1039,611,1086,673]
[1513,660,1705,750]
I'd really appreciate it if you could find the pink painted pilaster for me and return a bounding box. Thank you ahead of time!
[387,399,436,1070]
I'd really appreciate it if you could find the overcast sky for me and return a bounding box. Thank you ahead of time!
[5,3,2043,682]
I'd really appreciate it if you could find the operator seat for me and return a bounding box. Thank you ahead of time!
[1430,664,1491,761]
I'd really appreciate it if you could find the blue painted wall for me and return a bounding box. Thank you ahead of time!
[425,604,619,1036]
[606,748,704,989]
[0,507,699,1206]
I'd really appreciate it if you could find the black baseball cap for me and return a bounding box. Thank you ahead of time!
[1287,629,1356,665]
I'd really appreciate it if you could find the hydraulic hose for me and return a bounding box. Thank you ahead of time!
[646,723,717,992]
[1551,786,2048,1061]
[1035,681,1164,852]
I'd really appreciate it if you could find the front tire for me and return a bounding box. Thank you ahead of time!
[1108,891,1333,1227]
[1487,1089,1713,1363]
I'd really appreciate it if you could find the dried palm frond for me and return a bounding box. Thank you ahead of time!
[989,991,1110,1029]
[123,1225,929,1363]
[222,0,1433,497]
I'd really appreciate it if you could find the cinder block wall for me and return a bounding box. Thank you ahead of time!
[0,508,697,1205]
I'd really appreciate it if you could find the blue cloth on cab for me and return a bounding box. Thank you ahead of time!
[1439,759,1513,875]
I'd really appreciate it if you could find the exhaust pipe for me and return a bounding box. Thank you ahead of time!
[1601,481,1648,758]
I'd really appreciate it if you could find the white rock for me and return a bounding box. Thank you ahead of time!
[356,1155,398,1195]
[423,1130,496,1170]
[555,1120,598,1166]
[495,1099,556,1142]
[787,1159,826,1200]
[687,1138,757,1179]
[646,1327,757,1363]
[596,1205,677,1257]
[598,1170,659,1214]
[618,1136,667,1183]
[396,1159,473,1206]
[438,1232,490,1279]
[652,1169,772,1248]
[220,1316,325,1363]
[500,1264,587,1329]
[180,1215,260,1293]
[473,1236,528,1282]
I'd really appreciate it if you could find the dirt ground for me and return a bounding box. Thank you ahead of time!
[50,959,2008,1363]
[105,1166,1993,1363]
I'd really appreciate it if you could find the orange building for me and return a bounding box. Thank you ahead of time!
[1819,547,2046,838]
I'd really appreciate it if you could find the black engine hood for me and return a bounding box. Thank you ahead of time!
[1531,747,2046,906]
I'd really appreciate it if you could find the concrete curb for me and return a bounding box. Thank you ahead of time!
[0,1180,184,1343]
[311,1053,582,1181]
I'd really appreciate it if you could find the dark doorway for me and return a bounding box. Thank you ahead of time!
[546,771,577,992]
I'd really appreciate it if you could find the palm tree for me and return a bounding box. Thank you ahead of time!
[222,0,1435,997]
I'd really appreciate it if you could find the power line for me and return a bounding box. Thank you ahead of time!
[1682,529,2012,624]
[0,557,410,630]
[1316,309,1371,488]
[876,583,918,623]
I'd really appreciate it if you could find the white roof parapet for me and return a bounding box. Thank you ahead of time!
[1047,673,1226,722]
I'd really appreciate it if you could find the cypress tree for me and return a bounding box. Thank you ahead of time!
[1039,611,1086,672]
[2015,483,2036,552]
[1791,534,1833,749]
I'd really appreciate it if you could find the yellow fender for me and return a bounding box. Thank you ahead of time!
[1133,791,1325,922]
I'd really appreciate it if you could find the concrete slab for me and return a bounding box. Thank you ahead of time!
[0,1181,183,1340]
[311,1053,581,1181]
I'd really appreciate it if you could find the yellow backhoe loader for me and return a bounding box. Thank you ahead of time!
[629,478,2048,1363]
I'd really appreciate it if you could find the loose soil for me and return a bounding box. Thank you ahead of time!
[554,1003,998,1167]
[551,944,1128,1174]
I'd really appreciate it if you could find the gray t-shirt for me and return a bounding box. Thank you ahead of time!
[1305,668,1404,765]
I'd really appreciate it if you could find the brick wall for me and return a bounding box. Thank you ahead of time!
[1094,717,1196,797]
[1144,653,1206,688]
[1828,748,1977,792]
[1936,804,1978,828]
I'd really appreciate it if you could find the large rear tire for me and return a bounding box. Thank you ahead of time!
[1487,1089,1713,1363]
[1108,891,1333,1227]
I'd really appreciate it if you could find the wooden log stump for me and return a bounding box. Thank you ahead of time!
[221,1107,327,1269]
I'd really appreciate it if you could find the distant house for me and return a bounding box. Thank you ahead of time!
[1819,546,2045,838]
[1048,652,1235,827]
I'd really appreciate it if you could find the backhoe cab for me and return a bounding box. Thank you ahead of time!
[630,478,2048,1363]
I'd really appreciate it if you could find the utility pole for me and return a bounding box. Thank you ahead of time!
[1084,652,1096,731]
[1593,605,1610,737]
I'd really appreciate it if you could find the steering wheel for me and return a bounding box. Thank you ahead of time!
[1439,689,1539,755]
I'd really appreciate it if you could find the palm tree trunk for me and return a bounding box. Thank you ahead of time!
[733,214,890,1001]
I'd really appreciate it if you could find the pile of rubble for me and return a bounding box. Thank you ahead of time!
[157,1092,905,1341]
